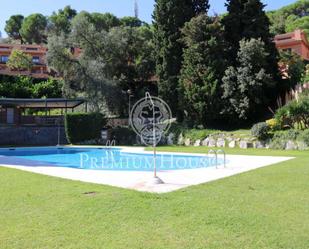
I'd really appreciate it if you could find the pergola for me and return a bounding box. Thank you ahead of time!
[0,98,85,109]
[0,98,87,125]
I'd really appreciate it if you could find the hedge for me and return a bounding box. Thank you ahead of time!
[64,112,106,144]
[109,127,136,145]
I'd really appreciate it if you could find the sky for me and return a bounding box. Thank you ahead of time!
[0,0,299,37]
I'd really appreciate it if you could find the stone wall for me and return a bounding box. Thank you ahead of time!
[165,132,308,150]
[0,126,67,146]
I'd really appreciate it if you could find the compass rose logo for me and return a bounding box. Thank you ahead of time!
[130,95,172,146]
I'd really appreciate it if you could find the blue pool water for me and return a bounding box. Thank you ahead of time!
[0,147,222,171]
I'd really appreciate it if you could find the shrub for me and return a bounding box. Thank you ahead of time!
[167,123,220,143]
[32,79,63,98]
[297,129,309,145]
[64,112,106,144]
[274,104,292,129]
[269,136,287,150]
[275,96,309,129]
[251,122,270,140]
[276,129,300,140]
[266,118,279,130]
[109,127,136,145]
[183,129,217,141]
[269,129,300,150]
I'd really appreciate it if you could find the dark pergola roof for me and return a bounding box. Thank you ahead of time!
[0,98,85,108]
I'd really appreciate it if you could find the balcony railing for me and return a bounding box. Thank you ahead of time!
[21,115,64,126]
[0,68,50,78]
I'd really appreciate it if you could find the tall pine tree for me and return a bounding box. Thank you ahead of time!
[179,15,226,126]
[153,0,209,118]
[222,0,275,61]
[192,0,210,14]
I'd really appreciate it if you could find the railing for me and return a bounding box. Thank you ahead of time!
[208,149,226,169]
[216,149,226,168]
[21,115,64,126]
[106,139,116,147]
[208,149,217,168]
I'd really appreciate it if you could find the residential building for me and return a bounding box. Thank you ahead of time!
[274,29,309,60]
[0,43,51,78]
[0,43,81,79]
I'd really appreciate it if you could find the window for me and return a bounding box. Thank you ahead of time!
[282,48,292,53]
[32,56,40,64]
[26,47,38,51]
[277,37,291,41]
[0,55,9,63]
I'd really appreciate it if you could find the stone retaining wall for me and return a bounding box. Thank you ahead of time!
[0,126,67,146]
[166,132,307,150]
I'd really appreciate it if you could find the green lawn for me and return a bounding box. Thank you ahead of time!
[1,147,309,248]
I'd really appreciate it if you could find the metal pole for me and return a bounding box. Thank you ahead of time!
[146,92,157,178]
[129,95,131,117]
[153,102,156,178]
[145,92,163,184]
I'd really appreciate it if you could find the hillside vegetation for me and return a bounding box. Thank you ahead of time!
[268,0,309,36]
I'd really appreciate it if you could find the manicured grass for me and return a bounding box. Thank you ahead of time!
[1,147,309,248]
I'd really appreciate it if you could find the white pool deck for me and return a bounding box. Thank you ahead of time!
[0,146,293,193]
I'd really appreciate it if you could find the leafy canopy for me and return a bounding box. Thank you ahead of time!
[268,0,309,36]
[20,13,47,44]
[47,11,156,115]
[4,15,24,42]
[222,38,275,121]
[49,5,77,35]
[7,49,32,71]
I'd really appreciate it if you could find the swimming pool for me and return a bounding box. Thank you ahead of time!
[0,147,222,171]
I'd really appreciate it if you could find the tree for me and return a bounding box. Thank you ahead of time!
[179,15,226,126]
[285,15,309,35]
[20,14,47,44]
[268,11,286,35]
[5,15,24,43]
[91,13,120,31]
[267,0,309,37]
[222,38,275,122]
[192,0,210,14]
[0,76,33,98]
[7,49,32,71]
[32,78,63,98]
[47,14,155,115]
[120,16,143,27]
[153,0,208,118]
[279,50,305,89]
[222,0,278,65]
[105,25,156,93]
[222,0,281,108]
[49,6,77,35]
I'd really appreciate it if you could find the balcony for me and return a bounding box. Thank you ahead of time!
[0,43,47,54]
[0,68,50,79]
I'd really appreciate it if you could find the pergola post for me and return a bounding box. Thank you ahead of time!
[65,100,68,114]
[45,100,48,124]
[85,101,88,113]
